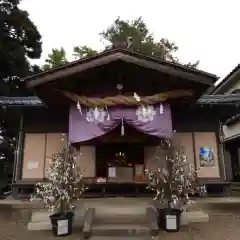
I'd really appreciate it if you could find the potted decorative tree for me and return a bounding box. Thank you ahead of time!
[145,139,206,232]
[31,145,86,237]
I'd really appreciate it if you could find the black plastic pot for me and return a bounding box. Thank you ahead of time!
[157,208,182,232]
[50,211,74,237]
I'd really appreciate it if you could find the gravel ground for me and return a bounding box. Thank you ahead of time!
[0,210,83,240]
[159,214,240,240]
[1,205,240,239]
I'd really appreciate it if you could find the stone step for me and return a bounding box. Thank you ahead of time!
[91,223,151,237]
[90,237,147,240]
[93,205,148,225]
[181,211,209,225]
[94,216,146,225]
[30,207,86,222]
[30,211,52,222]
[95,214,146,219]
[28,208,86,231]
[94,212,146,225]
[28,221,52,231]
[95,206,146,216]
[230,191,240,197]
[94,211,146,223]
[28,215,85,231]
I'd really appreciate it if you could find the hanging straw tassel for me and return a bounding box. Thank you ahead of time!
[121,118,124,136]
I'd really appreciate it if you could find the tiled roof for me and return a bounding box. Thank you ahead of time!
[205,64,240,95]
[0,96,44,107]
[197,94,240,105]
[24,48,218,88]
[224,113,240,125]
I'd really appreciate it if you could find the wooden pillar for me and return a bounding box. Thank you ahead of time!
[217,120,227,181]
[11,112,24,198]
[192,132,198,172]
[224,148,233,181]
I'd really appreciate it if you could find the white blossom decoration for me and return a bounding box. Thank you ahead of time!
[133,92,141,102]
[136,105,156,123]
[77,101,110,124]
[85,107,108,123]
[145,140,206,207]
[30,146,86,213]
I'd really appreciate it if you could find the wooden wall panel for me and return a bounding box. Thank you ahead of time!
[194,132,220,178]
[45,133,67,178]
[144,146,157,170]
[173,133,195,165]
[22,133,46,179]
[144,133,195,172]
[77,146,96,177]
[21,131,220,180]
[144,146,168,171]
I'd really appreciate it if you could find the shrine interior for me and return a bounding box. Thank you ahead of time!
[96,142,144,179]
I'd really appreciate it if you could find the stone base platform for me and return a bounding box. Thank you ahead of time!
[27,198,209,237]
[28,207,87,231]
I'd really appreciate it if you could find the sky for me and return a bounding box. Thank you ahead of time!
[20,0,240,80]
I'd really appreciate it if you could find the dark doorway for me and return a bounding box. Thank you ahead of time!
[96,142,144,178]
[95,142,146,196]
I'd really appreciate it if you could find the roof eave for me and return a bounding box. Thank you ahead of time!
[197,94,240,105]
[207,64,240,95]
[0,96,45,107]
[224,113,240,125]
[24,48,217,89]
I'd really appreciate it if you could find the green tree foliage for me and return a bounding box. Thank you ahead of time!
[0,0,42,191]
[42,47,68,70]
[0,0,42,79]
[73,45,98,60]
[43,46,98,69]
[100,17,199,67]
[0,0,42,96]
[44,17,199,69]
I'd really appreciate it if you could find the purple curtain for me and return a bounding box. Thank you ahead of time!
[69,103,172,143]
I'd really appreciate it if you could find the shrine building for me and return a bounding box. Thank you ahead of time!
[4,48,229,197]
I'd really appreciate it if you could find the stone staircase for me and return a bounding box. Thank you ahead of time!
[27,197,209,239]
[27,198,158,238]
[89,205,157,238]
[83,198,209,239]
[28,207,86,231]
[230,183,240,196]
